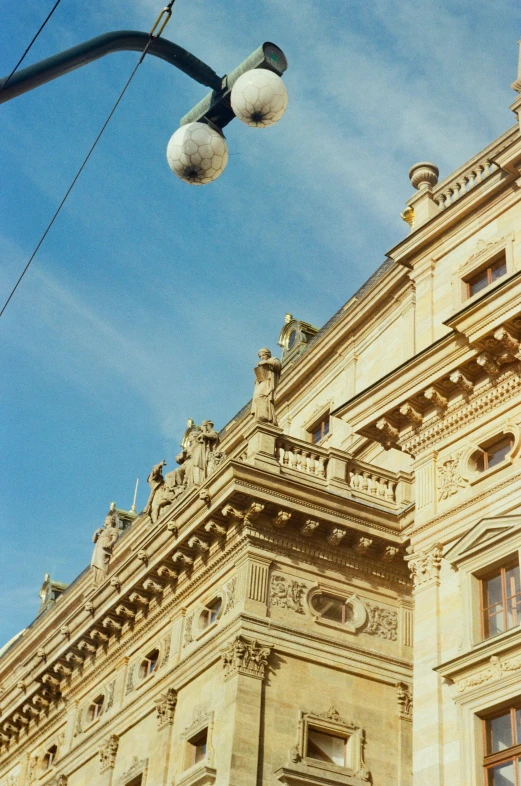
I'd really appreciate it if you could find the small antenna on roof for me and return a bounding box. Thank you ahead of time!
[131,478,139,513]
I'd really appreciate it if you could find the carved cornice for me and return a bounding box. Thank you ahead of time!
[401,365,521,456]
[455,651,521,694]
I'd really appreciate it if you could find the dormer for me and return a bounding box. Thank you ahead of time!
[278,313,319,366]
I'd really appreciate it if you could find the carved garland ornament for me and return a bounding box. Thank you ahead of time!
[220,635,272,680]
[364,602,398,641]
[456,652,521,693]
[270,574,306,613]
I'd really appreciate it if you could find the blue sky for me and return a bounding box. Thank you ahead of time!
[0,0,519,645]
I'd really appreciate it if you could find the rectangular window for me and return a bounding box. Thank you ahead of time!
[311,417,330,444]
[187,729,208,767]
[465,255,507,299]
[476,436,514,473]
[483,705,521,785]
[307,729,347,767]
[126,777,143,786]
[481,561,521,638]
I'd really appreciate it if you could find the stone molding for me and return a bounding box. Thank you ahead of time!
[220,635,272,680]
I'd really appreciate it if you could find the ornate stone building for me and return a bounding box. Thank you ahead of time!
[3,51,521,786]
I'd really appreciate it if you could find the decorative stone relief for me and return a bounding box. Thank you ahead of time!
[223,577,237,614]
[270,575,305,613]
[326,528,346,546]
[221,635,272,680]
[73,707,83,737]
[300,519,319,537]
[159,632,171,668]
[183,614,194,646]
[106,680,115,711]
[125,664,136,695]
[456,652,521,693]
[406,545,442,589]
[364,603,398,641]
[99,734,119,773]
[155,688,177,728]
[273,510,292,529]
[396,683,413,719]
[438,453,466,500]
[120,757,148,786]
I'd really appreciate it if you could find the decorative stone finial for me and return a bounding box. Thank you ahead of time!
[409,162,439,190]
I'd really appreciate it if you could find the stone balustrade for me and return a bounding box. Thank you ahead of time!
[277,436,328,478]
[348,461,397,501]
[433,158,498,211]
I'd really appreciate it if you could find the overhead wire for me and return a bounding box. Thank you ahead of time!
[0,0,64,95]
[0,0,177,319]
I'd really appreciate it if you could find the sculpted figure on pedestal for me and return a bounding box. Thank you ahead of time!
[251,348,281,425]
[145,420,225,524]
[91,506,119,586]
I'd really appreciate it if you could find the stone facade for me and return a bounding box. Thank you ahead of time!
[3,48,521,786]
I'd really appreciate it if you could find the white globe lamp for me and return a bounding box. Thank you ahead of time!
[230,68,288,128]
[166,122,228,185]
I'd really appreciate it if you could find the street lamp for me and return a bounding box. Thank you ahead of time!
[0,32,288,186]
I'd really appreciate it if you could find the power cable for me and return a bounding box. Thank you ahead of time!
[0,1,176,319]
[0,0,64,95]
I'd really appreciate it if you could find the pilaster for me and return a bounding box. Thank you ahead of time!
[408,257,436,352]
[220,636,272,786]
[405,545,443,786]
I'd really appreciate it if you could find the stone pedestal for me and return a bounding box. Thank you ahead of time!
[243,420,282,473]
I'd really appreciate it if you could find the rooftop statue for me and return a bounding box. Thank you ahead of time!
[251,348,281,425]
[145,420,226,525]
[91,504,120,587]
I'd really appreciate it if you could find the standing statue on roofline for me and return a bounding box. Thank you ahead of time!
[91,504,120,586]
[251,348,281,425]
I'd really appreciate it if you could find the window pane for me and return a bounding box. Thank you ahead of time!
[488,712,513,753]
[487,440,512,469]
[485,574,504,607]
[468,268,489,296]
[487,759,516,786]
[323,419,330,437]
[488,610,506,637]
[311,595,345,623]
[507,566,521,597]
[507,596,521,629]
[491,260,507,281]
[308,731,346,766]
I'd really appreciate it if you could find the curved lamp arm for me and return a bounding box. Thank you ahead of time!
[0,29,224,105]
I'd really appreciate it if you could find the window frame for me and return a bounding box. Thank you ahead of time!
[138,648,160,681]
[465,255,508,300]
[482,703,521,785]
[304,405,332,446]
[480,560,521,640]
[87,694,105,724]
[307,587,367,635]
[292,709,368,779]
